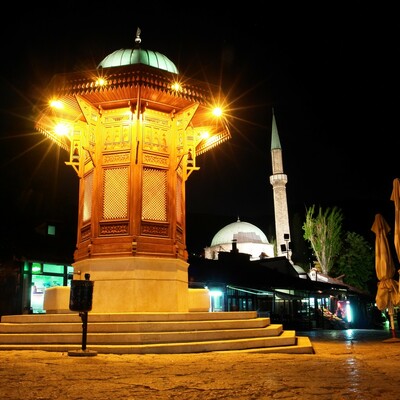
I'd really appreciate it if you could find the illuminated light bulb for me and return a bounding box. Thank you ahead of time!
[50,100,63,109]
[171,82,182,92]
[54,123,70,136]
[96,78,107,86]
[212,107,222,117]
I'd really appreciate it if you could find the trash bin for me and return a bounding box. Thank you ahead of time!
[69,274,94,312]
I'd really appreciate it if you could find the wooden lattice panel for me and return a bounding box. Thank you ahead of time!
[142,167,167,221]
[102,167,129,219]
[176,175,182,225]
[83,172,93,223]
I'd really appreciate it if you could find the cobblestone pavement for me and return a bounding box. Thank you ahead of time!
[1,329,400,400]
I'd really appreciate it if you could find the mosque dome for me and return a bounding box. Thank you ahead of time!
[211,219,270,246]
[205,218,274,261]
[97,29,178,74]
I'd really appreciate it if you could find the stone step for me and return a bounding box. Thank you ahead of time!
[0,312,314,354]
[0,324,284,344]
[0,311,260,323]
[0,331,312,354]
[0,318,272,334]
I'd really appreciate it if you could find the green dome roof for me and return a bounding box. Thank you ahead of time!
[97,29,178,74]
[97,48,178,73]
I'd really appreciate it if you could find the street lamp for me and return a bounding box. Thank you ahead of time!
[280,233,291,260]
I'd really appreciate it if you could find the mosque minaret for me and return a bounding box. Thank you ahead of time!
[269,109,291,258]
[204,109,292,261]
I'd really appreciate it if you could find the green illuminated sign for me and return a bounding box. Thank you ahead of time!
[31,263,42,274]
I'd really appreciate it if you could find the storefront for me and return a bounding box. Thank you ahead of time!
[22,261,73,314]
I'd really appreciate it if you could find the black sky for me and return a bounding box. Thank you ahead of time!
[0,2,398,255]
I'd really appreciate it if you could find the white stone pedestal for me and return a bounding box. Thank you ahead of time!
[43,286,72,314]
[73,256,189,313]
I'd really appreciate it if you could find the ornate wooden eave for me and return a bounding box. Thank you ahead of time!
[47,64,215,113]
[36,62,231,157]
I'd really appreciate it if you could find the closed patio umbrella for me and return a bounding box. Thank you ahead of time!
[390,178,400,263]
[371,213,400,341]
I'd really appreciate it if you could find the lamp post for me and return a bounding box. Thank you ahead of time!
[68,273,97,357]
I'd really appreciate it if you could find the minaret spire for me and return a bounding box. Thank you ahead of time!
[269,108,291,259]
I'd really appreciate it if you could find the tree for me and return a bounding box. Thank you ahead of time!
[302,205,343,275]
[331,231,375,292]
[290,211,313,269]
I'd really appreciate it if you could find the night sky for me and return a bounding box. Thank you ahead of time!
[0,3,398,256]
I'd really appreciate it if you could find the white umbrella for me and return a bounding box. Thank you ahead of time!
[371,213,400,341]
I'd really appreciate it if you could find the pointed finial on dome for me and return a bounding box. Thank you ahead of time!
[135,27,142,48]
